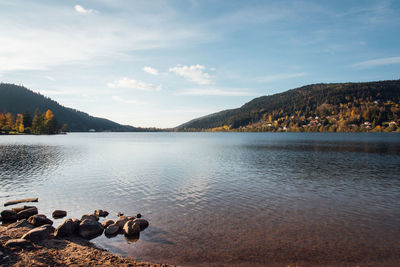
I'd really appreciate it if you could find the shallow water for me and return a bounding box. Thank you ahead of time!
[1,133,400,265]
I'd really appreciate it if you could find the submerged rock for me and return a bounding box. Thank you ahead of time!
[81,214,99,222]
[22,224,55,242]
[0,210,17,222]
[123,221,141,236]
[102,220,114,228]
[17,207,38,220]
[4,198,38,207]
[94,209,109,217]
[104,224,119,236]
[79,219,104,239]
[28,214,53,227]
[52,210,67,219]
[55,218,80,238]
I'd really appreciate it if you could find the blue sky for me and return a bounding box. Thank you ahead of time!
[1,0,399,128]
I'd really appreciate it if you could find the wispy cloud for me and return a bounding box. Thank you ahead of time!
[143,66,159,75]
[45,76,55,81]
[74,5,96,14]
[352,56,400,68]
[112,95,146,105]
[169,64,213,85]
[108,77,162,91]
[178,88,254,96]
[256,72,308,83]
[0,2,209,72]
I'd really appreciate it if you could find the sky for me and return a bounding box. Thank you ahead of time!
[0,0,399,128]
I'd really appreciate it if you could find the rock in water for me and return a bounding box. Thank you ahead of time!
[52,210,67,219]
[105,224,119,236]
[81,214,99,221]
[115,216,130,229]
[123,221,141,236]
[94,209,109,217]
[22,224,55,242]
[28,214,53,227]
[17,207,38,220]
[0,210,17,222]
[102,220,114,228]
[4,239,32,249]
[79,219,104,239]
[133,218,149,231]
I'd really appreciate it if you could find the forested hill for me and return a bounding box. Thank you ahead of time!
[0,83,143,132]
[176,80,400,132]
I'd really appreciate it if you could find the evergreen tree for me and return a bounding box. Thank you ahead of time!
[23,110,32,132]
[31,108,45,134]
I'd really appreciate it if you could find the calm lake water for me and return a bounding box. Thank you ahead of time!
[1,133,400,266]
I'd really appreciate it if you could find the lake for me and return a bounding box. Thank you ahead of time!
[1,133,400,266]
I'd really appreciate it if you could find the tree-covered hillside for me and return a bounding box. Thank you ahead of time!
[177,80,400,132]
[0,83,143,132]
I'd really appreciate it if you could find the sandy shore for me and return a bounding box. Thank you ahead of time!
[0,225,173,267]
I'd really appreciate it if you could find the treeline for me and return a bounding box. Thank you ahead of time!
[0,109,67,135]
[177,80,400,132]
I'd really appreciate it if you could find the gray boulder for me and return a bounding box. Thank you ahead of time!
[123,221,141,236]
[28,214,53,227]
[79,219,104,239]
[102,219,114,228]
[81,214,99,221]
[0,210,17,222]
[11,205,35,213]
[22,224,55,242]
[55,218,80,237]
[94,209,109,217]
[4,239,32,249]
[7,219,34,229]
[17,207,38,220]
[104,224,119,236]
[133,218,149,231]
[52,210,67,219]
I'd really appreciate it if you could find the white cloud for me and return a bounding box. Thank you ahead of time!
[143,66,159,75]
[352,56,400,68]
[74,5,96,14]
[178,88,254,96]
[112,95,146,105]
[169,64,213,85]
[108,77,162,91]
[256,73,307,83]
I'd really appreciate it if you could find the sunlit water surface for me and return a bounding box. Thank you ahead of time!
[1,133,400,266]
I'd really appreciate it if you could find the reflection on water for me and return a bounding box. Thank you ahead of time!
[1,133,400,266]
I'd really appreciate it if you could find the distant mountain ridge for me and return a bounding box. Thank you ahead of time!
[0,83,143,132]
[177,80,400,132]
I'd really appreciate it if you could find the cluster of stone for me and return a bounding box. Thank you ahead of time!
[1,198,149,252]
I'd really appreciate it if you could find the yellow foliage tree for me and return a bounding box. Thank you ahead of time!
[15,114,24,133]
[44,109,54,121]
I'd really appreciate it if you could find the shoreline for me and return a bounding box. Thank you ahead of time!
[0,224,172,266]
